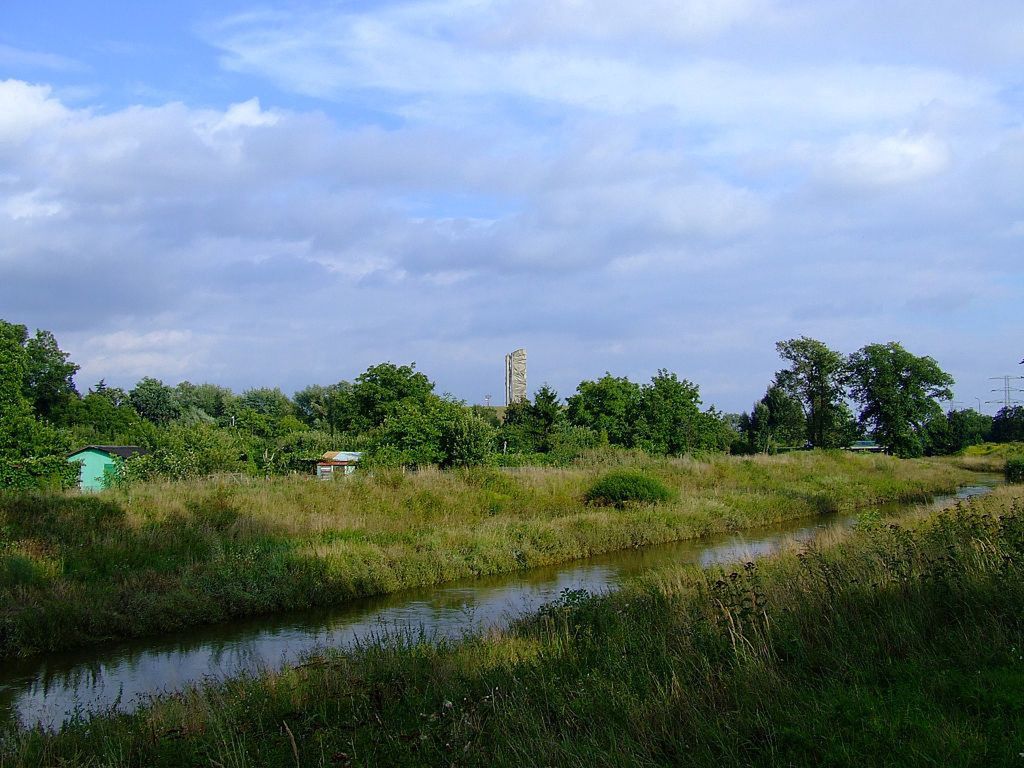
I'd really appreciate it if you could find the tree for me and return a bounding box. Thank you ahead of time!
[236,387,293,418]
[439,409,496,468]
[846,342,954,457]
[501,385,564,453]
[565,374,642,446]
[65,382,155,447]
[775,337,852,448]
[175,381,234,420]
[130,377,180,425]
[0,320,76,488]
[925,408,992,455]
[351,363,434,432]
[23,329,79,419]
[741,378,807,453]
[294,382,356,435]
[991,406,1024,443]
[633,370,708,455]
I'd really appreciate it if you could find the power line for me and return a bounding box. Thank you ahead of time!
[986,375,1024,409]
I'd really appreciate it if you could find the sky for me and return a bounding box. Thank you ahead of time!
[1,0,1022,413]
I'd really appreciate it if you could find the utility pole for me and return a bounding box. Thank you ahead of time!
[986,375,1024,410]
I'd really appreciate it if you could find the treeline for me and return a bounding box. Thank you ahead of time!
[0,320,736,488]
[1,320,1020,489]
[735,336,1022,457]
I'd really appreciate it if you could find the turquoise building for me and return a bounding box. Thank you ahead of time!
[67,446,146,491]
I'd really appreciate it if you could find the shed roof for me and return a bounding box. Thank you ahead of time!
[68,446,148,460]
[321,451,363,462]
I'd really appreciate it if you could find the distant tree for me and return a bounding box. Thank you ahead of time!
[991,405,1024,443]
[0,320,36,456]
[565,374,642,446]
[925,408,992,455]
[236,387,293,419]
[65,382,155,447]
[775,337,852,448]
[846,342,955,458]
[469,404,502,427]
[366,397,449,468]
[0,320,76,488]
[294,382,356,435]
[175,381,234,420]
[130,377,181,425]
[633,371,709,455]
[742,378,807,453]
[440,409,496,468]
[502,385,564,453]
[352,363,434,432]
[23,329,79,419]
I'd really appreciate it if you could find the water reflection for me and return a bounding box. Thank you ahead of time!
[0,479,998,730]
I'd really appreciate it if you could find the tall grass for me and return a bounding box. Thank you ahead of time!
[0,451,970,658]
[4,482,1021,766]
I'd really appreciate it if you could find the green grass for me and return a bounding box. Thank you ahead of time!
[0,450,971,658]
[4,482,1022,766]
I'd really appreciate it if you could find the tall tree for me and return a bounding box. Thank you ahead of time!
[846,342,954,457]
[775,337,852,448]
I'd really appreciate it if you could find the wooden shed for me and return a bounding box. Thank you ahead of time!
[67,446,147,491]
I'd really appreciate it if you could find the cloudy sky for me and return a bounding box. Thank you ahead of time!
[1,1,1022,412]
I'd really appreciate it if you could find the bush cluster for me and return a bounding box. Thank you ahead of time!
[1006,456,1024,484]
[584,470,673,507]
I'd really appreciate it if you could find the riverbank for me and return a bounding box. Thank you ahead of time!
[4,478,1021,766]
[0,451,970,658]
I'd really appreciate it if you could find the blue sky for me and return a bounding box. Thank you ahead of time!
[1,1,1022,412]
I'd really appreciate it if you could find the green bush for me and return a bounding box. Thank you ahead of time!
[1006,456,1024,484]
[584,470,673,507]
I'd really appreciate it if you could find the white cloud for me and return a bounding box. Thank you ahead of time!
[825,132,951,189]
[0,80,70,143]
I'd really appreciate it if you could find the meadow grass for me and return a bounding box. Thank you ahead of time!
[0,450,972,658]
[953,442,1024,472]
[4,478,1021,767]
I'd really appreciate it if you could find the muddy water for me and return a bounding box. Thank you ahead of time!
[0,477,1000,730]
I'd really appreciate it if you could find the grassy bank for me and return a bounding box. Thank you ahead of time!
[4,480,1021,766]
[0,451,970,658]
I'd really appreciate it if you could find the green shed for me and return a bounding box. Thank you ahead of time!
[67,446,147,492]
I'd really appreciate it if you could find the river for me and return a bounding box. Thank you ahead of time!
[0,476,1000,730]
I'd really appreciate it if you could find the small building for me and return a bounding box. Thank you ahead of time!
[67,446,147,491]
[315,451,363,480]
[847,440,883,453]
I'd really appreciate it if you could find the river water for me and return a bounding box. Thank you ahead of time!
[0,477,1000,730]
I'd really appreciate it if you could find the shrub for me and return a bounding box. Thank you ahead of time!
[1006,456,1024,484]
[584,470,673,507]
